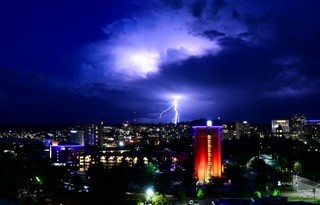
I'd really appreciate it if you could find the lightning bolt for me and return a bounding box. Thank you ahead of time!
[159,96,180,125]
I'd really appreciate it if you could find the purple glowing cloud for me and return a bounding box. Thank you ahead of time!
[82,8,226,81]
[79,0,267,84]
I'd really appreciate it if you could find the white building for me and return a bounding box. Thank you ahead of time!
[271,120,290,133]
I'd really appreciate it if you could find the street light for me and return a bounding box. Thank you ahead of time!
[145,187,154,205]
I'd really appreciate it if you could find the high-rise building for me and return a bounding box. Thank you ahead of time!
[236,121,251,139]
[85,121,103,147]
[193,121,222,183]
[303,119,320,142]
[69,130,85,145]
[291,114,306,136]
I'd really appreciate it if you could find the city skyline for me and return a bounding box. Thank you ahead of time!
[1,0,320,124]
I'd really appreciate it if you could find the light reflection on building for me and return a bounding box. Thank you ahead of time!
[193,123,222,183]
[49,143,186,172]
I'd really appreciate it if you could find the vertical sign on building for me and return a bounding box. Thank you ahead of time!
[193,121,222,183]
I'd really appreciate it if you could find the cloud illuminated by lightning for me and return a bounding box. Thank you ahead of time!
[82,9,221,81]
[159,96,180,125]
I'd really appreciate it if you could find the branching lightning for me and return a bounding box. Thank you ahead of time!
[159,96,180,125]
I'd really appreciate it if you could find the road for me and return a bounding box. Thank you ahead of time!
[289,175,320,198]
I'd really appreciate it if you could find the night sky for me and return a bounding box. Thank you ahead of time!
[1,0,320,124]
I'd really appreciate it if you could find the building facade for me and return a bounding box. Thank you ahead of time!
[236,121,251,139]
[291,114,306,137]
[193,122,222,183]
[85,122,103,147]
[303,119,320,142]
[271,120,290,133]
[69,130,85,145]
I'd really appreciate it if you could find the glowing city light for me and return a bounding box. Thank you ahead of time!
[159,96,180,125]
[146,187,154,197]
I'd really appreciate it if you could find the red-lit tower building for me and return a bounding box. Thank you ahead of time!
[193,121,222,183]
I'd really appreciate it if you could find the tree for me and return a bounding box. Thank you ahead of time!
[205,176,225,197]
[293,161,302,175]
[254,191,261,198]
[251,158,270,193]
[224,162,250,197]
[272,188,280,196]
[152,193,170,205]
[146,162,157,181]
[0,152,25,200]
[173,186,186,200]
[197,188,204,199]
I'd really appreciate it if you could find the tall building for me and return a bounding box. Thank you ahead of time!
[291,114,306,136]
[236,121,251,139]
[303,119,320,142]
[69,130,85,145]
[85,121,103,147]
[193,121,222,183]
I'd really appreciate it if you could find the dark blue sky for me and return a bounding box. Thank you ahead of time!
[1,0,320,124]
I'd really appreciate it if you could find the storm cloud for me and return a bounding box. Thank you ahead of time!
[1,0,320,124]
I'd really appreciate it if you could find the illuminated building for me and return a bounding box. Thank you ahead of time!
[193,121,222,183]
[221,123,236,140]
[50,144,85,167]
[69,130,85,145]
[236,121,251,139]
[304,119,320,142]
[276,125,283,137]
[271,120,290,133]
[291,114,306,136]
[85,121,103,147]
